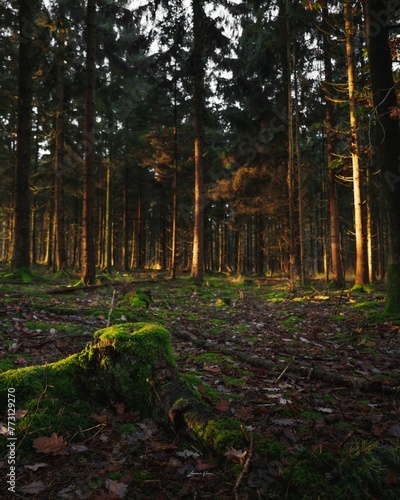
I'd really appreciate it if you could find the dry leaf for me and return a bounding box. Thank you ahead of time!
[203,364,221,373]
[70,444,88,452]
[215,400,231,412]
[114,402,125,415]
[16,409,29,420]
[224,447,247,462]
[106,479,128,498]
[33,433,69,456]
[195,460,219,471]
[91,413,108,424]
[25,463,48,471]
[20,481,47,494]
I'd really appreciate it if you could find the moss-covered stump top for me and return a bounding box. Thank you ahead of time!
[0,322,174,414]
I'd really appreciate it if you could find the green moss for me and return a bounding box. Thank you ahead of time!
[0,353,81,408]
[191,417,245,454]
[123,291,152,308]
[253,436,285,459]
[117,423,139,435]
[1,266,33,283]
[13,398,95,453]
[0,323,173,415]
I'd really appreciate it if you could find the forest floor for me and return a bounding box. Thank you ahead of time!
[0,269,400,499]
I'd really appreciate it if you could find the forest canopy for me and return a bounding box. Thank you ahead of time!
[1,0,400,301]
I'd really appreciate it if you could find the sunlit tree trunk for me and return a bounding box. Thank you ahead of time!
[363,0,400,312]
[54,6,67,272]
[190,0,205,283]
[344,0,366,286]
[81,0,97,284]
[170,59,179,278]
[322,0,344,287]
[12,0,34,270]
[286,0,296,290]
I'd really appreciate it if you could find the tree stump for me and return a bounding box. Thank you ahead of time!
[0,323,247,455]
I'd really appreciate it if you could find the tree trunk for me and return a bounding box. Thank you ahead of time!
[286,0,296,290]
[322,0,344,287]
[190,0,205,284]
[12,0,34,271]
[170,68,179,278]
[81,0,97,285]
[344,0,366,287]
[54,5,67,272]
[363,0,400,312]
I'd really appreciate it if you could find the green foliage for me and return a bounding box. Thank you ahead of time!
[13,398,95,453]
[283,440,400,499]
[253,436,285,459]
[193,417,245,455]
[123,291,152,308]
[1,267,33,283]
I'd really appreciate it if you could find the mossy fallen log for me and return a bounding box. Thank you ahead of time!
[0,322,247,456]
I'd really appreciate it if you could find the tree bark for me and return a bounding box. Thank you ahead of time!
[363,0,400,312]
[344,0,366,286]
[322,0,344,287]
[191,0,206,284]
[12,0,34,271]
[81,0,97,285]
[54,4,67,272]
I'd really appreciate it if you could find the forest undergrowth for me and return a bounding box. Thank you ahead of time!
[0,267,399,499]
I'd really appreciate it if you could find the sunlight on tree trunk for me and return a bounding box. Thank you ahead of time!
[54,4,67,272]
[191,0,205,284]
[321,0,344,288]
[81,0,97,285]
[344,0,366,287]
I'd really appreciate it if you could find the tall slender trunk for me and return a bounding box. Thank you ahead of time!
[170,56,179,278]
[54,7,67,271]
[123,164,130,270]
[104,157,112,269]
[286,0,296,290]
[81,0,96,284]
[344,0,366,286]
[363,0,400,312]
[322,0,344,287]
[190,0,205,283]
[12,0,34,270]
[294,48,305,285]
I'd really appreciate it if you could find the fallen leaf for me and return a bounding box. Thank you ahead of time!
[33,433,69,456]
[91,413,108,424]
[203,364,221,373]
[20,481,47,494]
[232,406,253,420]
[224,447,247,463]
[106,479,128,498]
[316,407,333,414]
[215,400,231,412]
[114,402,125,415]
[70,444,88,452]
[176,449,200,459]
[195,460,219,471]
[15,409,28,420]
[25,463,48,471]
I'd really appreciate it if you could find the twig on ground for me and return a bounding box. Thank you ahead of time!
[233,428,253,499]
[107,289,116,327]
